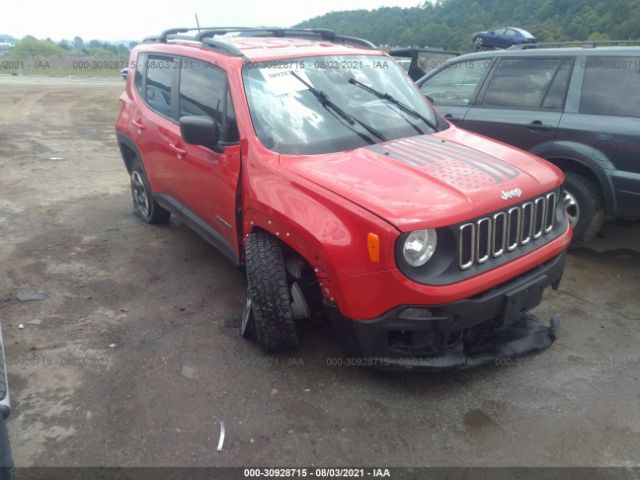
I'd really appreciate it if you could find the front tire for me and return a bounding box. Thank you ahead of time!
[564,172,604,246]
[130,158,171,224]
[244,232,301,352]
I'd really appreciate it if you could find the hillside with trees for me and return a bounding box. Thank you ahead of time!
[296,0,640,51]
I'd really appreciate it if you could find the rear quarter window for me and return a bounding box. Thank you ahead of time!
[580,56,640,118]
[134,53,146,96]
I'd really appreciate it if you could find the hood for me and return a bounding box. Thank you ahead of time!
[281,128,563,232]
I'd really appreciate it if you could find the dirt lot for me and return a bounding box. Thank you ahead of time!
[0,76,639,468]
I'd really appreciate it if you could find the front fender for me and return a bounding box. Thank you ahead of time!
[242,160,399,308]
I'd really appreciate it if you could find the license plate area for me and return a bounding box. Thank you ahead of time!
[499,276,545,327]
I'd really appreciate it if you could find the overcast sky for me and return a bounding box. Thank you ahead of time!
[2,0,424,42]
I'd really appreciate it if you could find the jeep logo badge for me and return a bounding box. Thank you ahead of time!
[501,188,522,200]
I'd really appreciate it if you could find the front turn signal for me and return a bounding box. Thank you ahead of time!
[367,233,380,263]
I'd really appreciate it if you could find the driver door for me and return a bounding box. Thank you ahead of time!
[172,59,242,259]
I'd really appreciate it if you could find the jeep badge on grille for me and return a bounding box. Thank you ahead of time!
[501,188,522,200]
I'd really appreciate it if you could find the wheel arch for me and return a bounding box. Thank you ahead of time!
[116,131,138,174]
[544,148,616,216]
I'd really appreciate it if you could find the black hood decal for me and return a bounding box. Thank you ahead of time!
[366,135,521,190]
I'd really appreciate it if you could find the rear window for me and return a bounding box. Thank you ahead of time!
[580,56,640,118]
[481,58,570,110]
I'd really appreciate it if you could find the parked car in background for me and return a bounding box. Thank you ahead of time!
[472,27,537,51]
[418,46,640,245]
[0,321,14,480]
[390,47,458,81]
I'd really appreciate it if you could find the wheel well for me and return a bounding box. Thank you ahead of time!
[247,227,324,312]
[119,142,136,173]
[545,157,601,190]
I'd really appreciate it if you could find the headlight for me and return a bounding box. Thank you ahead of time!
[403,229,438,267]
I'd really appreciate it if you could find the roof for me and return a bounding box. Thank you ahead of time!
[450,45,640,62]
[217,36,380,62]
[139,27,380,62]
[390,47,459,57]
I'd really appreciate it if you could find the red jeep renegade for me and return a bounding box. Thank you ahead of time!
[116,28,571,369]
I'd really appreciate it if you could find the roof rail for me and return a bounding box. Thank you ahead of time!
[142,27,377,53]
[509,39,640,50]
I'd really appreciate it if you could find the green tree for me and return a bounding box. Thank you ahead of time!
[296,0,640,52]
[13,35,64,57]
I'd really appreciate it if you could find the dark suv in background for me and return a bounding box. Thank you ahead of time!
[418,46,640,245]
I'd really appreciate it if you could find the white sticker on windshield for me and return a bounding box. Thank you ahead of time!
[262,67,311,96]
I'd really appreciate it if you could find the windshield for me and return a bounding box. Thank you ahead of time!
[242,55,439,155]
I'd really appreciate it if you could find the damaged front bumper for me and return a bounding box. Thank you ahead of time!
[325,253,565,371]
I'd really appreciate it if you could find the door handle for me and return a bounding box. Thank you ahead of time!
[445,113,462,123]
[527,120,553,132]
[168,143,187,157]
[132,118,145,130]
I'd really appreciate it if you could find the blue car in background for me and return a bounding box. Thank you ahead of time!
[472,27,537,50]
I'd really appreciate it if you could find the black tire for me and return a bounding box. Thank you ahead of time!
[564,172,604,247]
[244,231,300,352]
[474,37,484,51]
[130,158,171,224]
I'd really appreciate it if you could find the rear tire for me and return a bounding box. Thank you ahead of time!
[564,172,604,247]
[130,158,171,224]
[474,37,484,51]
[244,232,301,352]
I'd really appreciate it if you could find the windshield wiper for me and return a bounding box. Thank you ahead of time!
[348,78,438,132]
[290,71,387,143]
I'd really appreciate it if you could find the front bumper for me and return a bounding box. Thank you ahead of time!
[325,253,565,370]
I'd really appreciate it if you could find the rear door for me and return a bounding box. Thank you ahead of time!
[173,58,242,257]
[462,56,573,155]
[418,58,494,126]
[134,53,181,195]
[571,54,640,217]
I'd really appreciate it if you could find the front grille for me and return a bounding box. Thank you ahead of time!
[458,191,558,270]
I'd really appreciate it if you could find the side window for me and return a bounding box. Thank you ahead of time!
[580,56,640,118]
[481,58,565,109]
[134,53,146,96]
[421,59,492,106]
[505,29,518,38]
[541,59,573,110]
[179,59,239,142]
[145,55,174,118]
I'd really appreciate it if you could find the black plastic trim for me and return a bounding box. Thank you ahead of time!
[116,132,141,173]
[155,194,239,266]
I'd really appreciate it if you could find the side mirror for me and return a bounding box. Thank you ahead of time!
[180,116,220,151]
[120,68,128,80]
